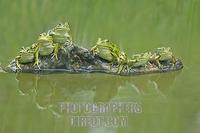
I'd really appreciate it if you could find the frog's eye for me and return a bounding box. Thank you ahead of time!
[97,38,102,43]
[161,47,165,50]
[157,48,162,51]
[55,24,61,28]
[146,52,150,55]
[40,32,46,36]
[97,38,102,41]
[21,47,25,50]
[104,39,109,42]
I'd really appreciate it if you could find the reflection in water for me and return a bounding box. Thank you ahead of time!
[16,72,180,117]
[0,0,199,132]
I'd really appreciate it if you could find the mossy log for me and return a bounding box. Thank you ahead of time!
[3,44,183,76]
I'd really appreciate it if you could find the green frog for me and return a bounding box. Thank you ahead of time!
[91,38,124,62]
[155,47,176,67]
[91,38,127,74]
[156,47,175,61]
[48,22,73,61]
[32,33,55,67]
[16,47,35,69]
[128,52,152,68]
[49,22,72,44]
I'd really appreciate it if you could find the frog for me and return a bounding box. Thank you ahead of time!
[32,33,55,67]
[15,47,35,69]
[49,22,72,45]
[155,47,176,67]
[91,38,114,62]
[91,38,125,62]
[128,52,152,68]
[90,38,127,74]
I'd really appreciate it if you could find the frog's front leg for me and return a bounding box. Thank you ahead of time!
[90,45,98,54]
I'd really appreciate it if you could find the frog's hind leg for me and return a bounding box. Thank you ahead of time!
[15,57,22,70]
[172,55,176,64]
[117,64,127,75]
[33,47,40,69]
[155,59,162,68]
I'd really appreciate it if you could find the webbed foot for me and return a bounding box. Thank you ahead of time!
[33,60,40,69]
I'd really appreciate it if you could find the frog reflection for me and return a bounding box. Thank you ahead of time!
[16,72,179,116]
[16,73,37,95]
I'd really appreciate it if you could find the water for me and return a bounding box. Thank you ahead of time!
[0,0,200,133]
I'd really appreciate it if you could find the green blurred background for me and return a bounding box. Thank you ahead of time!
[0,0,200,133]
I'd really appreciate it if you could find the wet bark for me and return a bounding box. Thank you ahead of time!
[3,44,183,76]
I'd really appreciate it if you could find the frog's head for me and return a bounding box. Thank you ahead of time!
[132,54,141,59]
[156,47,174,61]
[96,38,109,45]
[50,22,72,44]
[19,47,33,54]
[37,33,53,43]
[131,52,151,61]
[54,22,70,33]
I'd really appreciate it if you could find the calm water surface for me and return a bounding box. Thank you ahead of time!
[0,0,200,133]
